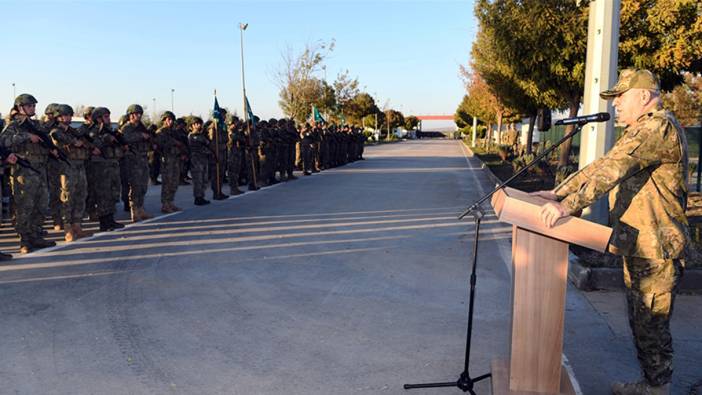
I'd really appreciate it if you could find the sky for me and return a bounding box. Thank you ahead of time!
[2,0,477,123]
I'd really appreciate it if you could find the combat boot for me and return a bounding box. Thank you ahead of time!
[287,174,298,180]
[230,188,243,196]
[169,203,182,212]
[108,215,125,229]
[161,204,174,214]
[194,197,210,206]
[99,216,111,232]
[74,223,92,239]
[612,381,669,395]
[64,227,77,242]
[32,237,56,248]
[0,251,12,261]
[139,207,153,220]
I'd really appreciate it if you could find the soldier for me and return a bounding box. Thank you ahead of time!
[207,111,228,200]
[119,104,153,222]
[283,119,299,180]
[87,107,124,231]
[147,123,161,185]
[533,70,689,395]
[226,116,244,195]
[299,123,315,176]
[187,116,211,206]
[244,118,261,190]
[155,111,184,213]
[50,104,100,241]
[1,94,56,253]
[41,103,62,230]
[78,107,99,221]
[174,117,190,185]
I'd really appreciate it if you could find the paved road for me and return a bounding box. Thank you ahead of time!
[0,140,698,394]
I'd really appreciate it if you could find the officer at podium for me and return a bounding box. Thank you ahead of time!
[532,69,689,395]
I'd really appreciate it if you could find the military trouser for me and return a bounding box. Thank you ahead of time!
[119,158,129,205]
[60,161,87,225]
[149,150,161,183]
[209,149,227,195]
[47,158,62,225]
[246,148,260,188]
[125,153,149,208]
[623,256,683,386]
[312,143,320,171]
[287,144,296,177]
[227,148,241,192]
[260,146,275,184]
[91,160,120,217]
[160,155,180,204]
[190,155,208,199]
[11,164,49,244]
[85,161,98,217]
[301,143,313,174]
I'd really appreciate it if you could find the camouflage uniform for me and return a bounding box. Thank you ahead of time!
[1,109,51,251]
[50,121,91,231]
[40,104,62,229]
[207,119,228,198]
[284,120,299,179]
[87,107,124,231]
[554,70,688,389]
[300,125,315,175]
[155,113,184,211]
[188,118,211,203]
[226,121,244,195]
[119,105,152,221]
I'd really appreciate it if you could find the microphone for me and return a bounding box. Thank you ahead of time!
[554,112,610,126]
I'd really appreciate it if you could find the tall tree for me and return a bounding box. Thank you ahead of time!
[344,93,379,126]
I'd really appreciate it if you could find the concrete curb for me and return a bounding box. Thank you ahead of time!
[464,141,702,293]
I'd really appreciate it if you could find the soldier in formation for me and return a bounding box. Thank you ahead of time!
[0,94,369,255]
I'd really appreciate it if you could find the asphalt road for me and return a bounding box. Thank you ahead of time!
[0,140,698,394]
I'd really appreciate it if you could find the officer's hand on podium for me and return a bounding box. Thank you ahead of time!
[529,190,558,201]
[539,201,568,228]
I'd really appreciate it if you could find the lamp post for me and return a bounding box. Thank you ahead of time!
[170,89,175,112]
[239,22,249,119]
[11,82,15,100]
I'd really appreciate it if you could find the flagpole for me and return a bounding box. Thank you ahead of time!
[239,22,258,190]
[213,90,222,197]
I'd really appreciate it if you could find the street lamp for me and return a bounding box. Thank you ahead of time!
[152,98,156,120]
[170,89,175,112]
[239,22,249,115]
[11,82,15,99]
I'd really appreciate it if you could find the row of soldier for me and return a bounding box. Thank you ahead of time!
[0,94,367,256]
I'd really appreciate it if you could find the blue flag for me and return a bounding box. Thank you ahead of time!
[245,95,256,126]
[213,96,226,127]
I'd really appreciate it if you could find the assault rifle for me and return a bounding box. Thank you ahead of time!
[24,120,71,167]
[0,146,40,174]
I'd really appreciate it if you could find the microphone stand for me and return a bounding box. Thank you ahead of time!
[404,123,586,393]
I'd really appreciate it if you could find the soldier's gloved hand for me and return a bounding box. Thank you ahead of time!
[92,148,101,156]
[75,140,84,147]
[28,134,41,143]
[539,202,568,228]
[5,153,18,165]
[529,190,558,201]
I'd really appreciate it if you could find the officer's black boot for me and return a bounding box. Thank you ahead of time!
[99,216,111,232]
[109,215,125,229]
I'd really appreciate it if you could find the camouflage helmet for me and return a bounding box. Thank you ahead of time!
[188,116,204,126]
[83,106,95,118]
[126,104,144,115]
[258,120,268,127]
[160,111,176,121]
[14,94,38,107]
[175,117,186,126]
[268,118,278,124]
[91,107,110,121]
[56,104,74,117]
[44,103,60,116]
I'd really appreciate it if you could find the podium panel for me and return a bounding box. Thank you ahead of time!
[490,188,611,394]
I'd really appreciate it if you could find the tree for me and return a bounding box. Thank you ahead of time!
[619,0,702,89]
[345,93,379,126]
[475,0,588,165]
[276,40,336,123]
[663,72,702,127]
[333,70,360,115]
[404,116,419,131]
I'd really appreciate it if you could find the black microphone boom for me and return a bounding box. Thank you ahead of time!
[554,112,610,126]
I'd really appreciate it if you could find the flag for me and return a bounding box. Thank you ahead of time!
[244,95,256,126]
[310,105,325,124]
[212,96,226,127]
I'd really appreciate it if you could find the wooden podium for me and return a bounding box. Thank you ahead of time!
[490,187,612,394]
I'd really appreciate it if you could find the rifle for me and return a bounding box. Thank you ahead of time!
[24,120,71,167]
[0,146,40,174]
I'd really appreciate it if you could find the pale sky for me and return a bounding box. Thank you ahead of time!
[2,0,477,122]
